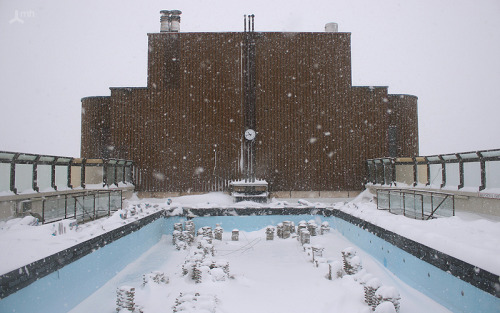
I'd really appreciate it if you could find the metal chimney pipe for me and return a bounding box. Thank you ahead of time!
[160,10,171,32]
[325,22,338,33]
[170,10,182,32]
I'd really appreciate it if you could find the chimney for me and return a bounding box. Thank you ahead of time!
[160,10,171,32]
[170,10,182,32]
[160,10,182,32]
[325,22,338,33]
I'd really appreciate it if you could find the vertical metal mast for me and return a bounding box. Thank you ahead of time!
[242,14,256,182]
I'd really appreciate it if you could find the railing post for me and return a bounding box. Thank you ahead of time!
[366,160,373,184]
[67,158,73,189]
[42,198,45,225]
[51,157,58,191]
[103,159,108,187]
[10,153,19,194]
[425,156,430,186]
[81,158,87,189]
[457,154,464,190]
[420,194,424,220]
[438,155,446,188]
[412,157,418,187]
[33,155,40,192]
[391,158,396,186]
[113,161,118,186]
[64,194,68,219]
[478,151,486,191]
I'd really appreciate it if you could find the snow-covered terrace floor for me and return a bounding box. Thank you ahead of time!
[0,190,499,312]
[2,191,498,278]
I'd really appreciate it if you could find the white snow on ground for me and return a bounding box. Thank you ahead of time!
[70,228,451,313]
[341,190,500,275]
[0,190,499,278]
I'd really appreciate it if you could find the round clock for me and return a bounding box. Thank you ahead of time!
[244,129,256,141]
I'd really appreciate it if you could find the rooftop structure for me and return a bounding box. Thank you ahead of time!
[81,12,418,195]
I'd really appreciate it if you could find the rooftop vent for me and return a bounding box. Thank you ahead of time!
[325,22,338,33]
[160,10,182,33]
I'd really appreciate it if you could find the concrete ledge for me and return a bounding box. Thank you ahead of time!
[136,191,214,199]
[291,191,320,198]
[319,191,350,198]
[270,190,361,199]
[269,191,291,198]
[137,190,363,200]
[348,190,361,198]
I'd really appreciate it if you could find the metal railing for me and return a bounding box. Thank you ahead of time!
[0,150,134,196]
[366,148,500,193]
[19,190,123,224]
[377,189,454,219]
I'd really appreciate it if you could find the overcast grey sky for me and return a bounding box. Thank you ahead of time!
[0,0,499,157]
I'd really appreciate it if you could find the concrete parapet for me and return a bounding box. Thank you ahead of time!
[270,190,360,199]
[319,191,350,198]
[348,191,362,198]
[291,191,321,198]
[270,191,292,198]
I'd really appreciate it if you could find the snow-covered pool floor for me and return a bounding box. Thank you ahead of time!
[70,227,451,313]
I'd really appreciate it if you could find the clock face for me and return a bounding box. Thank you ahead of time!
[245,129,256,141]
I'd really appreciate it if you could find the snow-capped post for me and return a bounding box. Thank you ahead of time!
[297,221,307,240]
[174,222,183,232]
[198,226,213,240]
[300,229,310,245]
[277,223,283,238]
[116,286,136,312]
[232,229,239,241]
[172,230,181,245]
[320,221,330,235]
[185,220,195,237]
[182,230,194,246]
[142,271,169,286]
[312,244,324,263]
[266,225,275,240]
[327,260,344,280]
[375,286,401,313]
[283,221,292,239]
[342,247,362,275]
[364,278,382,310]
[307,220,318,236]
[214,224,223,240]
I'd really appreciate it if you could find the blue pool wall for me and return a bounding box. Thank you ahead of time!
[1,212,499,313]
[0,216,182,313]
[328,216,500,313]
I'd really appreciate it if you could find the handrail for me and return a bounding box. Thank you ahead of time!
[376,188,455,219]
[367,148,500,193]
[0,150,134,196]
[23,190,122,224]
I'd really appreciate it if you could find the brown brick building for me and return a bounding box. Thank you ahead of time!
[81,14,418,194]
